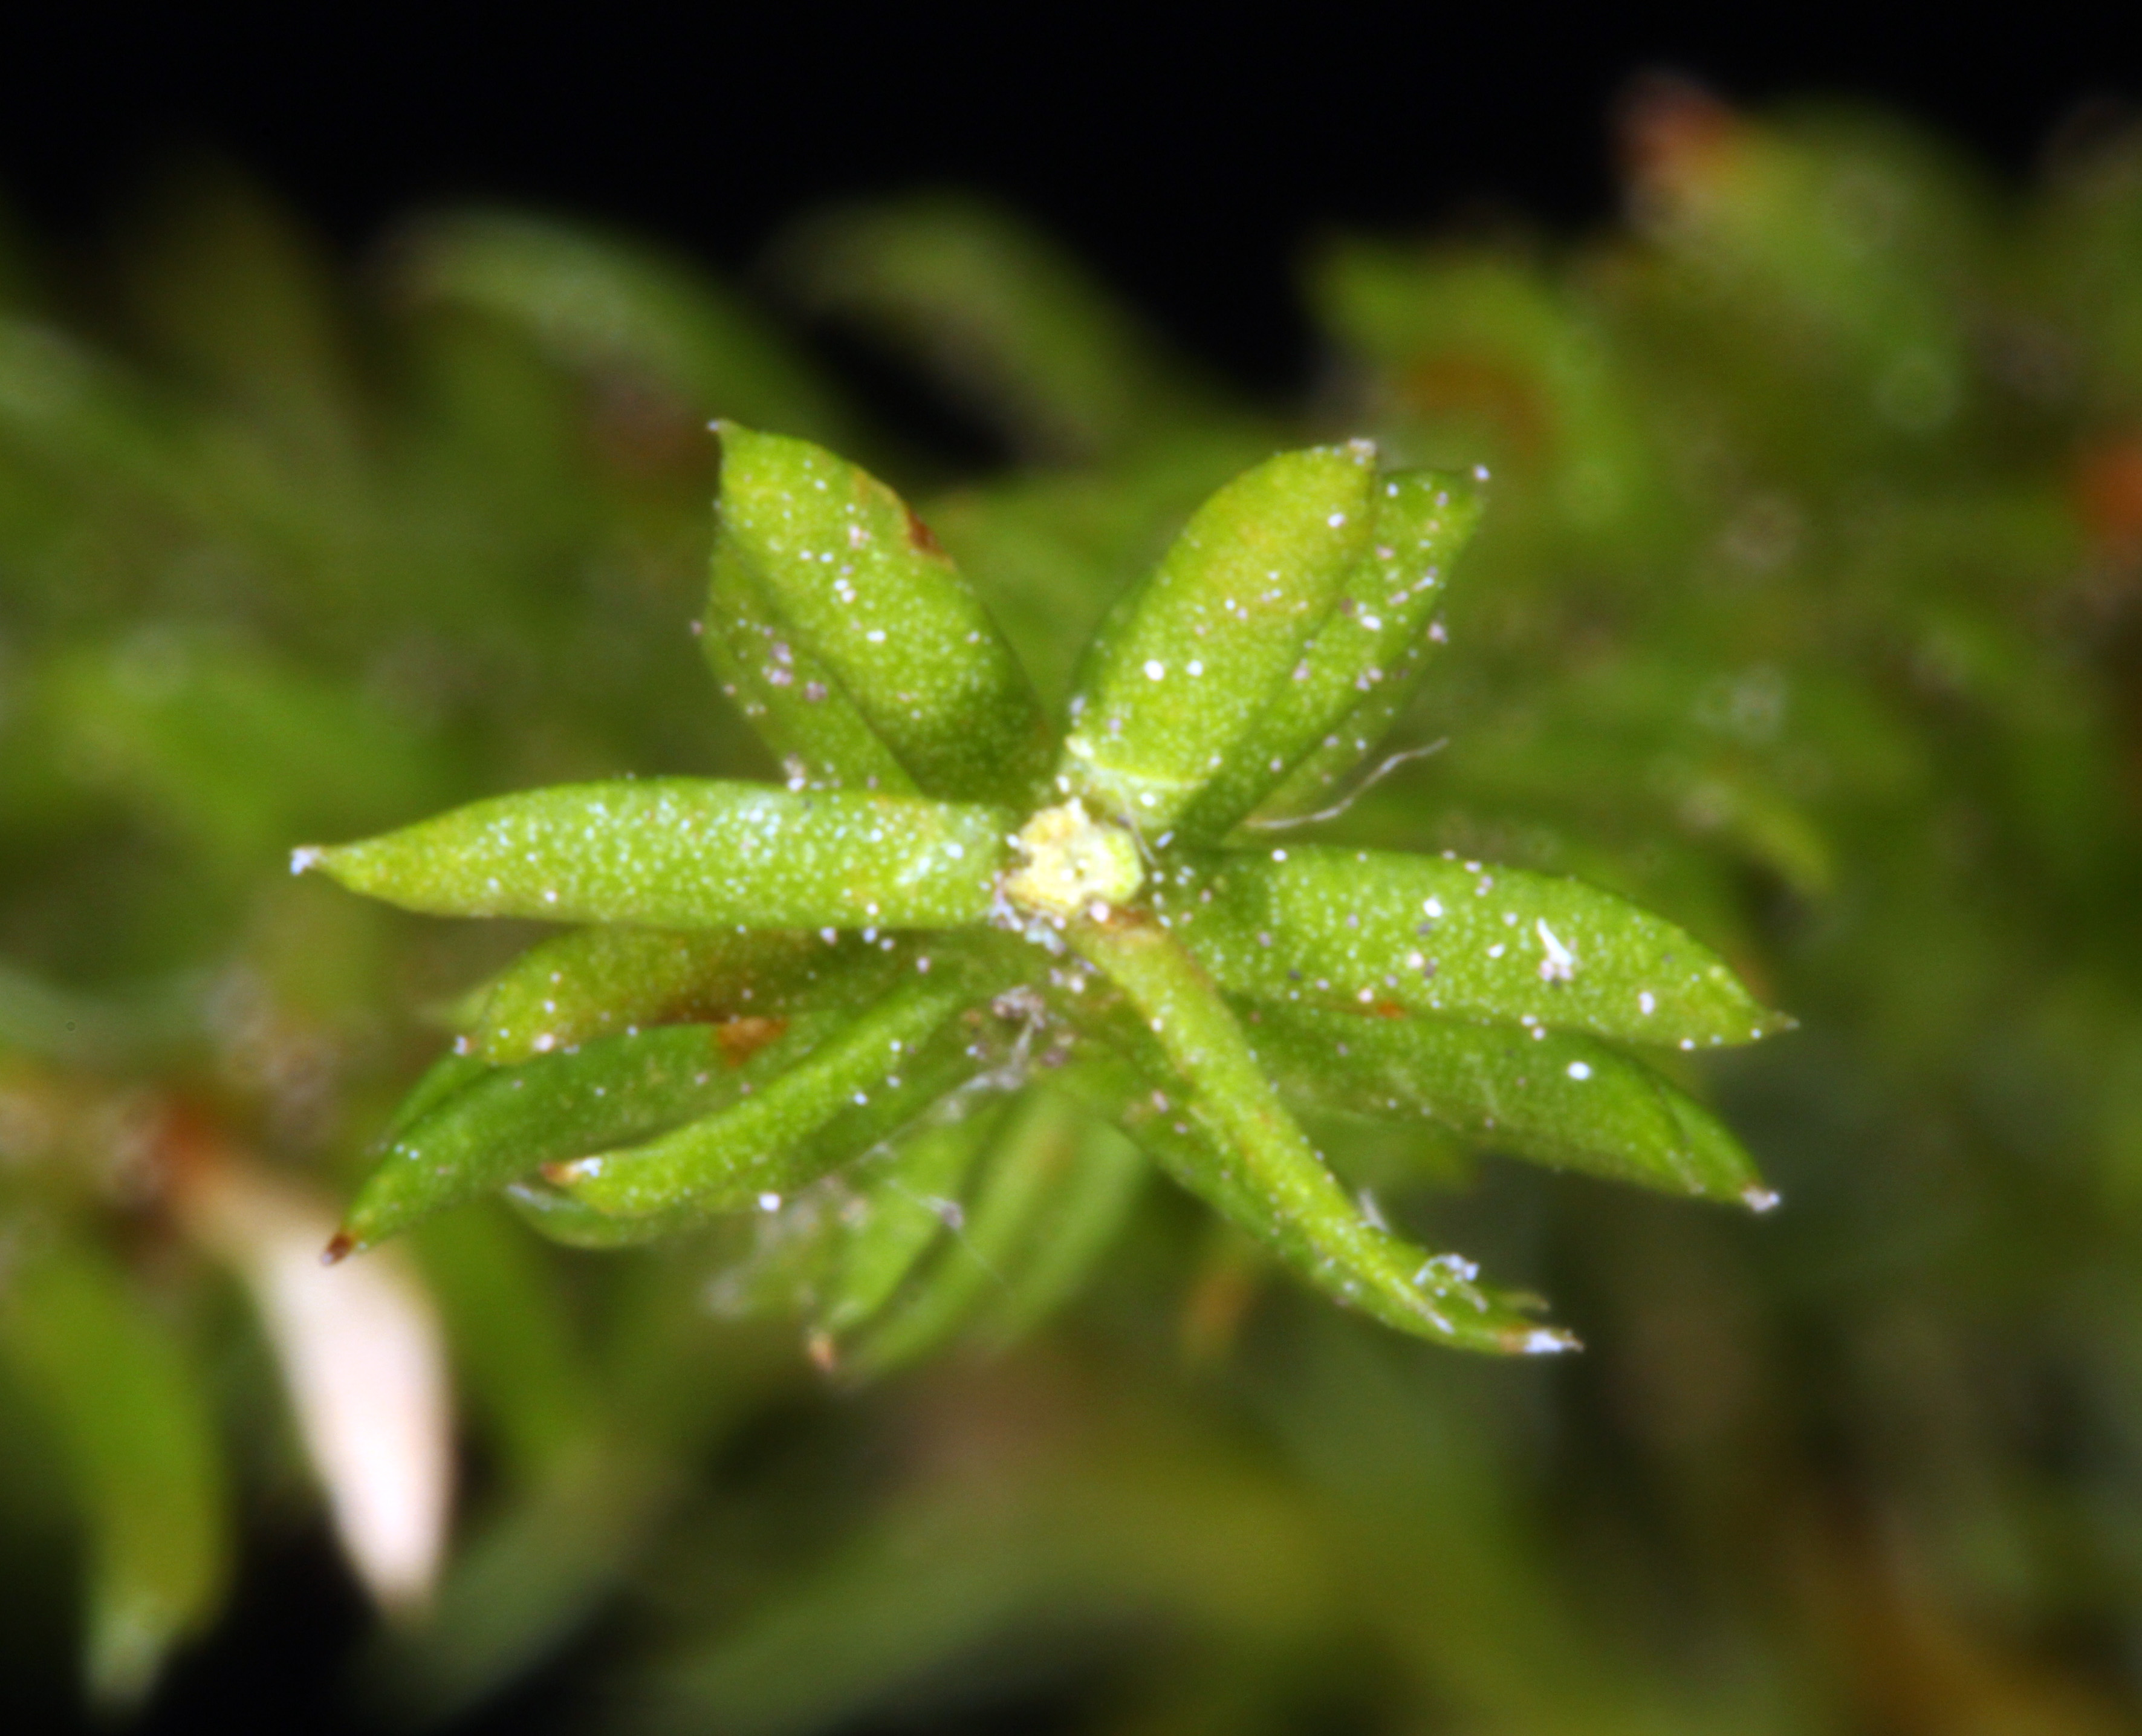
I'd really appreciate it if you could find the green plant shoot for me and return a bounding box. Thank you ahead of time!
[302,424,1786,1358]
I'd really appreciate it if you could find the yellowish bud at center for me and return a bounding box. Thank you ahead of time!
[1002,800,1143,919]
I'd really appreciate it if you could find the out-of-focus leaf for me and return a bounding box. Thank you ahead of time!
[412,1205,598,1486]
[115,172,368,471]
[0,1241,229,1705]
[397,210,857,444]
[813,1100,1007,1342]
[640,1391,1339,1736]
[366,1437,675,1725]
[0,958,203,1069]
[0,317,199,513]
[842,1089,1081,1375]
[48,632,452,869]
[978,1104,1146,1348]
[1257,1315,1750,1734]
[766,193,1225,462]
[1624,88,1986,463]
[1310,242,1668,557]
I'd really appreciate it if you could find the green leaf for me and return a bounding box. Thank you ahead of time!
[554,964,998,1219]
[0,1243,230,1706]
[502,1180,707,1249]
[117,175,368,469]
[1173,845,1785,1047]
[814,1103,1007,1341]
[342,1015,846,1250]
[1069,918,1570,1354]
[453,924,900,1065]
[725,993,1018,1214]
[0,957,201,1070]
[378,1049,491,1145]
[713,424,1053,806]
[359,1433,673,1727]
[700,548,919,795]
[764,193,1224,463]
[1059,443,1380,831]
[0,316,198,513]
[411,1206,600,1486]
[921,431,1270,704]
[1308,242,1667,551]
[299,779,1012,929]
[973,1099,1146,1349]
[1245,1004,1770,1206]
[840,1088,1104,1376]
[48,633,452,870]
[1178,469,1479,837]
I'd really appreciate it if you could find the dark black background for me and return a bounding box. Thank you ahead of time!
[7,7,2140,395]
[5,4,2138,1731]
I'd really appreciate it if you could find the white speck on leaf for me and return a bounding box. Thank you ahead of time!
[1536,920,1577,983]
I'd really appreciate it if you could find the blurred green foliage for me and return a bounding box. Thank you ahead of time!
[5,80,2142,1732]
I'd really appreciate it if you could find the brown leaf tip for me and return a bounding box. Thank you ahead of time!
[903,503,946,558]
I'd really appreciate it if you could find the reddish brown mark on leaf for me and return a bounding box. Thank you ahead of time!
[903,503,947,559]
[2077,435,2142,551]
[588,370,704,481]
[1400,356,1554,462]
[715,1015,789,1068]
[1618,71,1747,201]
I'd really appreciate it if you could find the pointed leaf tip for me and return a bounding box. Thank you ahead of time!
[1245,1005,1766,1207]
[1067,918,1557,1354]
